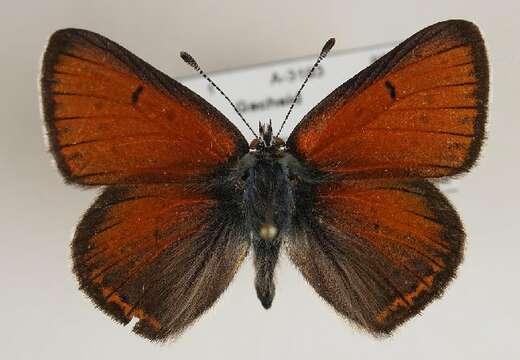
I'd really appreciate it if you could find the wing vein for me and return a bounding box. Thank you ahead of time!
[60,51,136,80]
[359,128,474,137]
[327,163,458,175]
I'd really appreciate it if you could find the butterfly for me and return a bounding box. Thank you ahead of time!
[40,19,488,341]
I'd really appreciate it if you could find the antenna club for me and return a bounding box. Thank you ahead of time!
[180,51,200,71]
[320,38,336,58]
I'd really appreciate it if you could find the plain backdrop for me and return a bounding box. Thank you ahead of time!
[1,1,519,359]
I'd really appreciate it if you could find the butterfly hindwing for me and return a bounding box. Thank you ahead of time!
[41,29,248,186]
[286,179,463,335]
[73,183,249,341]
[287,20,488,179]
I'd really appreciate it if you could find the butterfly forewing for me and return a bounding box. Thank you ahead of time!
[41,29,248,186]
[287,20,488,179]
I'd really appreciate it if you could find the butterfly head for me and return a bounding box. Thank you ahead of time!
[249,121,285,151]
[260,121,273,146]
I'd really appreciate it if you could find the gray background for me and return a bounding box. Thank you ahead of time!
[1,1,519,359]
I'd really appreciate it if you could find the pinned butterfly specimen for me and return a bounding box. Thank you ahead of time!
[40,19,488,341]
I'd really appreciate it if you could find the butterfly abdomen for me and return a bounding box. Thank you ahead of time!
[252,237,281,309]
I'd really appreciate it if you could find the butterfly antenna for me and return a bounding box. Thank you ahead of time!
[180,51,258,138]
[276,38,335,137]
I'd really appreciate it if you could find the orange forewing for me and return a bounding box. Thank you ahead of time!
[287,179,463,334]
[288,20,488,179]
[73,184,249,340]
[41,29,248,186]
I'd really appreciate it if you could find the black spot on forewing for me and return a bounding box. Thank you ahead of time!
[131,85,144,105]
[384,80,397,99]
